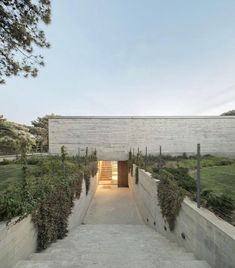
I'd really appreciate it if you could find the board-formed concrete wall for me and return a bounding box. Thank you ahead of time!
[129,165,235,268]
[49,116,235,160]
[0,175,98,268]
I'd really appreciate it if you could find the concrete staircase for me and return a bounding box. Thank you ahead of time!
[15,224,210,268]
[99,161,118,186]
[99,161,112,181]
[14,186,211,268]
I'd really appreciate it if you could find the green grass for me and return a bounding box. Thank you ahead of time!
[0,164,37,192]
[147,155,235,203]
[0,164,24,191]
[192,164,235,203]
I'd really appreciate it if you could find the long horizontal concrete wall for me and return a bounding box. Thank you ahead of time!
[129,165,235,268]
[0,175,98,268]
[49,116,235,160]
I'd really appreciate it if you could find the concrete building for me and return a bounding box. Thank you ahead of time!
[49,116,235,160]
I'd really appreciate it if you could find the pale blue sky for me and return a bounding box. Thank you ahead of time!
[1,0,235,124]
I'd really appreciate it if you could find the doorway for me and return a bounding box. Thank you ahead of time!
[98,161,128,187]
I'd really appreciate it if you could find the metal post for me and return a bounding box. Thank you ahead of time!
[196,144,201,208]
[159,145,162,169]
[145,146,148,170]
[137,147,139,165]
[85,147,88,165]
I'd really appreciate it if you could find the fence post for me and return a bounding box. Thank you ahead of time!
[159,145,162,169]
[145,146,148,170]
[85,147,88,165]
[196,143,201,208]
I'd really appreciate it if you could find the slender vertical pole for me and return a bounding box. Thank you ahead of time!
[85,147,88,165]
[137,147,139,165]
[196,144,201,208]
[145,146,148,170]
[159,145,162,169]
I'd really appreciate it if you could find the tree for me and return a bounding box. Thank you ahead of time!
[221,110,235,116]
[0,117,35,156]
[0,115,12,133]
[0,0,51,84]
[30,114,58,152]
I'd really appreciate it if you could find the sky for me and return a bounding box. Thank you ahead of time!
[1,0,235,125]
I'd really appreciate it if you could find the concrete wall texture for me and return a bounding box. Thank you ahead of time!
[129,165,235,268]
[49,116,235,160]
[0,175,98,268]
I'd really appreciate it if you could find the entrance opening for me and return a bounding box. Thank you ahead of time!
[98,160,128,187]
[99,161,118,186]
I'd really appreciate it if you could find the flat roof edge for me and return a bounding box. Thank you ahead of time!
[49,116,235,119]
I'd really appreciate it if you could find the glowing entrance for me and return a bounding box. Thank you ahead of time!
[98,161,128,187]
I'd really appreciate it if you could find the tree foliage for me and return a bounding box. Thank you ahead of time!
[221,110,235,116]
[0,0,51,84]
[0,117,35,156]
[30,114,58,152]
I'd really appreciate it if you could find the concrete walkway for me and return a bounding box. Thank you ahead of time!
[15,185,211,268]
[84,185,143,225]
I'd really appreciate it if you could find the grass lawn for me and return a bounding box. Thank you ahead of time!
[148,156,235,203]
[0,164,24,191]
[0,164,36,192]
[192,164,235,203]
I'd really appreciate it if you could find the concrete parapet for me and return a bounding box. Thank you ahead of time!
[129,165,235,268]
[0,175,98,268]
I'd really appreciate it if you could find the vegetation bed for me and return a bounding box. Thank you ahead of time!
[0,151,97,250]
[129,152,235,228]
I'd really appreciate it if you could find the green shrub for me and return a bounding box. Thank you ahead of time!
[157,170,185,231]
[0,159,11,165]
[164,167,196,193]
[201,189,234,222]
[32,183,73,250]
[27,157,42,165]
[0,153,97,250]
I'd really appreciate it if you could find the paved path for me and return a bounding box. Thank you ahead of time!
[15,185,211,268]
[84,185,143,224]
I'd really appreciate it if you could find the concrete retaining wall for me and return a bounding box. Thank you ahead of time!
[0,175,98,268]
[49,116,235,160]
[129,165,235,268]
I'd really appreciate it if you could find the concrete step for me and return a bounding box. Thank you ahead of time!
[15,260,210,268]
[30,247,195,260]
[14,224,211,268]
[45,238,188,256]
[156,260,211,268]
[15,260,61,268]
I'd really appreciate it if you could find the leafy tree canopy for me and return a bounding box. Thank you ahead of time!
[0,116,35,155]
[30,113,58,152]
[221,110,235,116]
[31,113,57,129]
[0,0,51,84]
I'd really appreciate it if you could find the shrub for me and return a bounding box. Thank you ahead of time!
[32,183,73,250]
[157,170,185,231]
[0,153,97,250]
[0,158,11,165]
[201,189,234,222]
[27,157,42,165]
[164,167,196,193]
